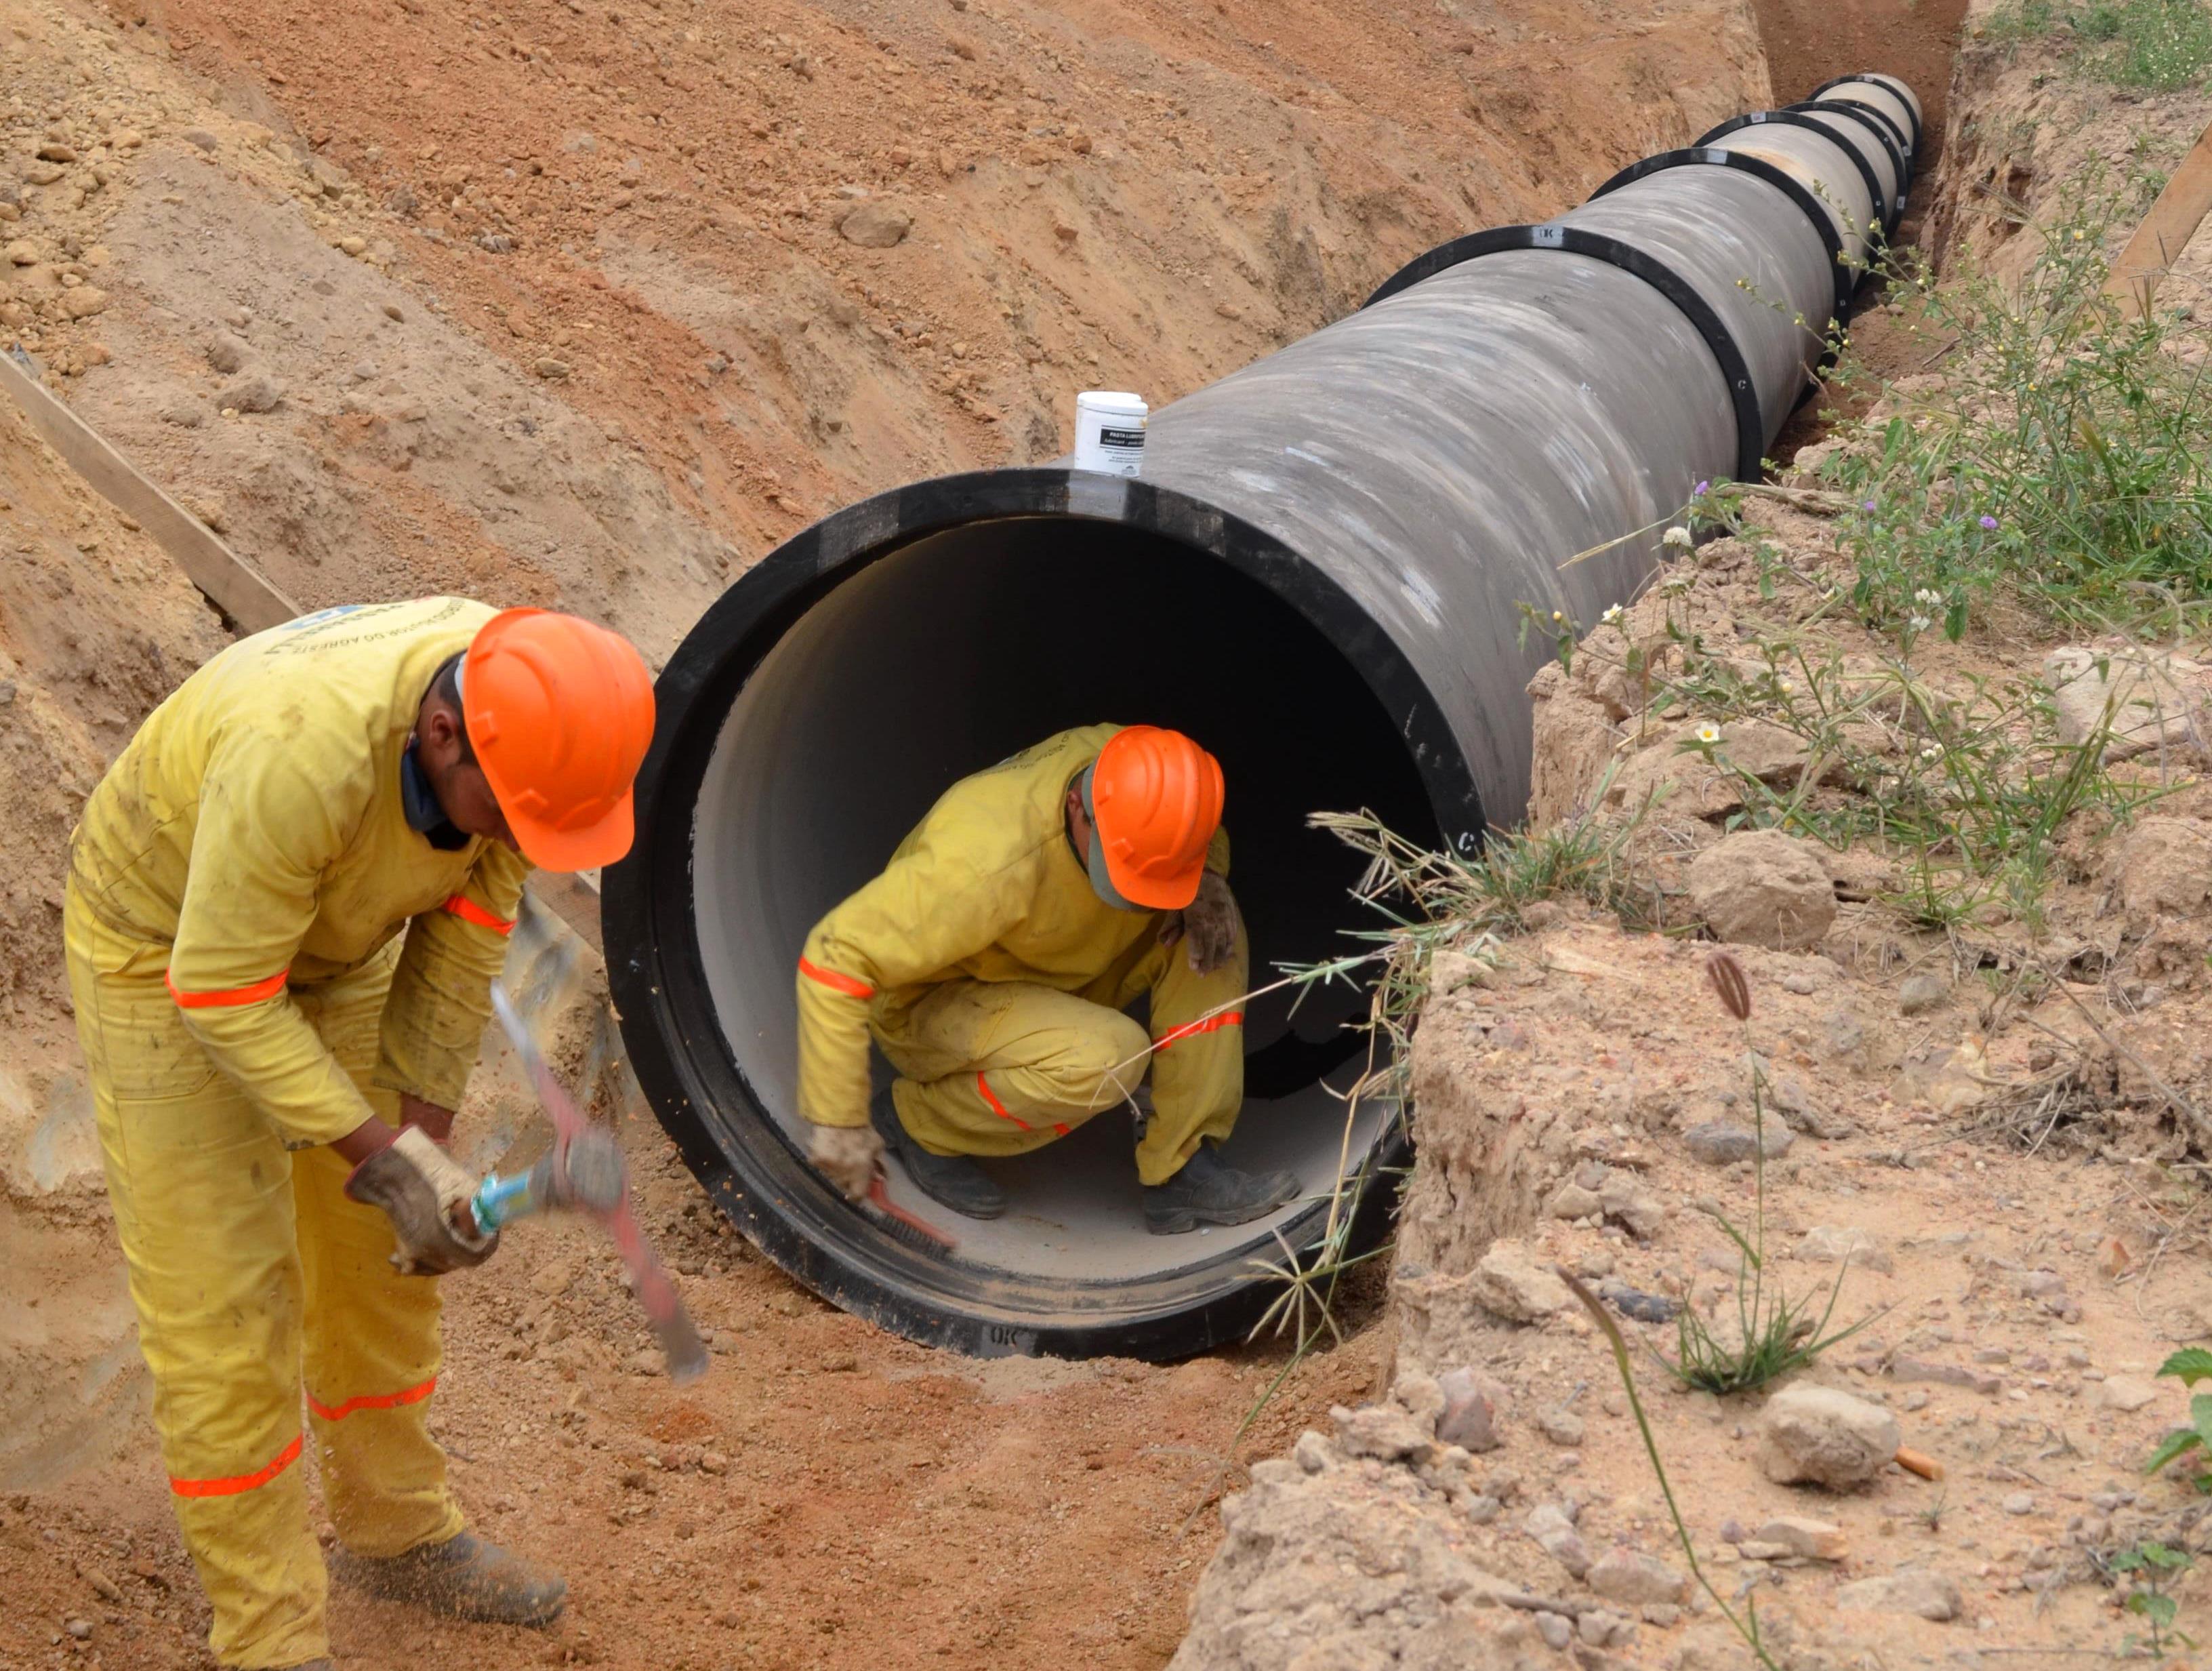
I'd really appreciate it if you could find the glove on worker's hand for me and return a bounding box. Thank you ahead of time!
[1173,870,1240,977]
[345,1125,501,1276]
[809,1122,884,1203]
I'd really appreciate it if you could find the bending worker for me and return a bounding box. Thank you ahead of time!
[798,723,1299,1232]
[63,597,654,1671]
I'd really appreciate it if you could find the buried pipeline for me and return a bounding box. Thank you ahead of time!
[601,75,1923,1361]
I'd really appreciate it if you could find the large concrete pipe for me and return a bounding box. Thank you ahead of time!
[604,77,1916,1361]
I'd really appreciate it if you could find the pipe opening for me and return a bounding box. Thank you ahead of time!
[682,512,1439,1299]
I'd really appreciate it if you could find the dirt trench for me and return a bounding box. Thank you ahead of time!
[0,0,1999,1665]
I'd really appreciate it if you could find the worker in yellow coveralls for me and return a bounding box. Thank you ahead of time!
[62,597,654,1671]
[796,723,1300,1230]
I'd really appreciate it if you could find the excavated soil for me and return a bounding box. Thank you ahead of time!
[11,0,2136,1664]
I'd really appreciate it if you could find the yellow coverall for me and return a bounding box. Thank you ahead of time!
[63,597,529,1671]
[796,725,1248,1187]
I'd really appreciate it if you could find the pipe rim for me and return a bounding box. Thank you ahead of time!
[1695,110,1893,239]
[1786,96,1914,208]
[604,468,1469,1358]
[1810,72,1923,152]
[1589,148,1853,315]
[1360,225,1766,482]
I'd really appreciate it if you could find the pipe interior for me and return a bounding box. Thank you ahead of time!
[691,517,1439,1282]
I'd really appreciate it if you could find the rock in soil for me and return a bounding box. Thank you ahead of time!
[1586,1547,1688,1606]
[1755,1385,1901,1491]
[1835,1567,1963,1622]
[1687,829,1837,950]
[1470,1239,1571,1323]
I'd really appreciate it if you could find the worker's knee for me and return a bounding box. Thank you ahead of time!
[1032,1009,1150,1110]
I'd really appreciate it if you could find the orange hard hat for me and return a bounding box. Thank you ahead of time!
[462,609,655,872]
[1087,725,1225,910]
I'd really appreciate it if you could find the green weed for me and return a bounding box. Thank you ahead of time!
[2144,1346,2212,1491]
[1985,0,2212,89]
[1821,195,2212,641]
[2110,1542,2196,1657]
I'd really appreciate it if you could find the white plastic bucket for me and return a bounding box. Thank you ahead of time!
[1073,390,1147,477]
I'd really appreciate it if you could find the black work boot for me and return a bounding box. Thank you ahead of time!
[872,1086,1007,1220]
[1144,1144,1299,1234]
[330,1530,566,1628]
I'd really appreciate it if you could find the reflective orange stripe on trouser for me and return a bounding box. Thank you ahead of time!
[64,887,462,1671]
[875,915,1252,1186]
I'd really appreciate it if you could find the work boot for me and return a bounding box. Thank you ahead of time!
[1144,1144,1299,1234]
[330,1530,566,1628]
[872,1086,1006,1220]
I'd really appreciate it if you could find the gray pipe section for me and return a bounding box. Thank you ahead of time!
[604,77,1919,1359]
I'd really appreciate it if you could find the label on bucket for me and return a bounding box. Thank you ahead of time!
[1098,426,1145,449]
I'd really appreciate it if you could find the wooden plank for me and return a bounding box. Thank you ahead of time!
[2105,115,2212,320]
[0,347,299,631]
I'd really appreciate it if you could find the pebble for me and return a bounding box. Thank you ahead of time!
[217,371,283,413]
[1534,1611,1573,1650]
[534,357,571,379]
[1836,1567,1963,1622]
[1588,1548,1689,1606]
[1898,973,1947,1014]
[1537,1407,1585,1447]
[1756,1385,1900,1490]
[2001,1493,2034,1516]
[381,301,405,321]
[181,127,218,152]
[1683,1119,1793,1167]
[2095,1377,2156,1412]
[1757,1515,1849,1561]
[340,235,367,256]
[1435,1365,1507,1453]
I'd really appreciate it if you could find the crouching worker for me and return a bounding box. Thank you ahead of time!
[63,598,654,1671]
[797,723,1299,1233]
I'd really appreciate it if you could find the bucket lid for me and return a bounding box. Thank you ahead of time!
[1076,389,1147,414]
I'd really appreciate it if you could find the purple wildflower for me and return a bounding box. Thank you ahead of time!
[1979,515,1999,531]
[1863,500,1877,512]
[1692,481,1710,498]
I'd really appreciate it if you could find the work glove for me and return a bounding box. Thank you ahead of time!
[1161,870,1240,977]
[809,1122,884,1203]
[345,1125,501,1275]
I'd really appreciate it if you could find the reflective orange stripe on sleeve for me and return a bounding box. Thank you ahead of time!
[165,967,289,1010]
[1153,1011,1244,1052]
[798,957,874,1000]
[169,1434,302,1499]
[443,895,516,936]
[308,1375,436,1423]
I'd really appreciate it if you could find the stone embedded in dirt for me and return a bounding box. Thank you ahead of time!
[1595,1279,1677,1323]
[1534,1611,1573,1650]
[1889,1356,1999,1396]
[1435,1366,1507,1452]
[1470,1239,1570,1323]
[1755,1385,1900,1490]
[1756,1516,1847,1561]
[1767,1074,1854,1140]
[1682,1117,1793,1167]
[1598,1174,1664,1238]
[36,142,77,163]
[2094,1375,2157,1413]
[1579,1609,1635,1649]
[380,301,405,321]
[2107,817,2212,921]
[1835,1567,1963,1622]
[1332,1401,1435,1464]
[1687,829,1837,950]
[533,357,571,379]
[5,239,37,266]
[1548,1181,1603,1220]
[205,334,249,373]
[181,127,218,151]
[1586,1548,1687,1606]
[1523,1502,1591,1577]
[838,201,913,247]
[1898,973,1946,1015]
[216,372,283,413]
[62,286,108,319]
[1795,1225,1891,1274]
[2002,1492,2035,1515]
[1536,1407,1584,1447]
[2045,645,2203,763]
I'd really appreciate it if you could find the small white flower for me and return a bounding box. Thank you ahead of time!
[1662,526,1694,551]
[1778,679,1796,694]
[1920,744,1942,759]
[1601,603,1624,625]
[1907,613,1933,633]
[1551,609,1565,623]
[1695,722,1722,745]
[1914,588,1944,607]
